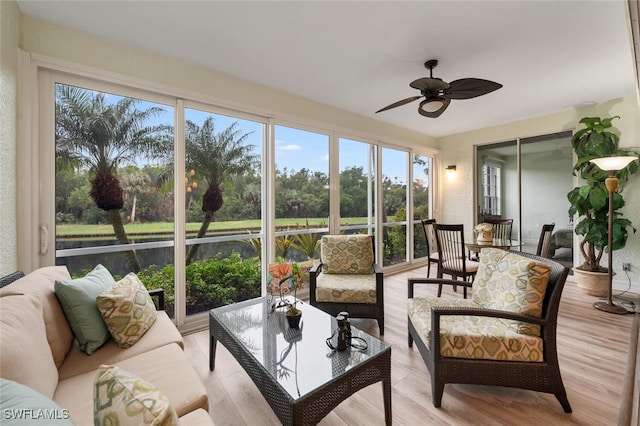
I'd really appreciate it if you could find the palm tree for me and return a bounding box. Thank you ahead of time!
[120,166,151,223]
[185,117,257,264]
[55,85,172,272]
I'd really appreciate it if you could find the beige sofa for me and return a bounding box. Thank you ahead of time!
[0,266,213,425]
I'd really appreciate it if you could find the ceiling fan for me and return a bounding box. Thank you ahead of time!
[375,59,503,118]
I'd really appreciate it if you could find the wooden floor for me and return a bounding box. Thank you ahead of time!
[183,268,637,425]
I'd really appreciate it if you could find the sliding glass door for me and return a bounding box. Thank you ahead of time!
[475,132,573,263]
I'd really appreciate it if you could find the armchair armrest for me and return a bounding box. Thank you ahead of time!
[309,262,322,274]
[408,277,471,298]
[148,288,165,311]
[431,305,547,325]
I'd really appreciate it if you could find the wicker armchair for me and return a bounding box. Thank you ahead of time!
[309,234,384,335]
[407,249,572,413]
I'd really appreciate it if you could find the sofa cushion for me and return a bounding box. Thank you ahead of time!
[55,264,116,354]
[0,266,74,369]
[0,379,73,425]
[472,248,551,336]
[58,311,183,380]
[97,273,157,349]
[94,365,178,426]
[0,294,59,397]
[55,344,208,425]
[179,408,216,426]
[320,235,374,274]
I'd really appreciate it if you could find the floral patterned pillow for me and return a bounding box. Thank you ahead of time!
[94,365,177,426]
[472,248,551,336]
[96,273,157,348]
[320,235,374,274]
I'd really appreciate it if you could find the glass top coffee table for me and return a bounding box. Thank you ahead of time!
[209,296,392,425]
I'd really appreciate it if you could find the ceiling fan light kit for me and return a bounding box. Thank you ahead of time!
[376,59,502,118]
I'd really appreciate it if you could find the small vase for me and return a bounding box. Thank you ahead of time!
[477,231,493,243]
[286,312,302,329]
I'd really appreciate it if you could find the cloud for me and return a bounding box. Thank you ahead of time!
[278,144,302,151]
[321,154,329,161]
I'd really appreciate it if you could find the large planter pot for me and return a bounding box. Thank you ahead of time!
[573,268,614,297]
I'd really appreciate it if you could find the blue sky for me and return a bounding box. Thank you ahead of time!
[112,94,423,184]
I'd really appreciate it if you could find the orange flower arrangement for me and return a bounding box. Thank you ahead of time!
[267,262,305,316]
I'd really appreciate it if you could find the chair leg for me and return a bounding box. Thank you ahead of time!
[555,392,572,413]
[378,317,384,335]
[432,379,445,408]
[408,330,413,347]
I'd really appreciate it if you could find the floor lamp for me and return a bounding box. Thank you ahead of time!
[589,156,637,314]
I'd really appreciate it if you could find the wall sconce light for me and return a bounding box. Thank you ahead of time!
[446,165,457,171]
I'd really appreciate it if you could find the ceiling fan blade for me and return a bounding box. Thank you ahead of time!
[409,77,450,92]
[375,95,423,113]
[418,97,451,118]
[444,78,503,99]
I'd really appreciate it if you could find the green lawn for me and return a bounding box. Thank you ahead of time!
[56,217,369,238]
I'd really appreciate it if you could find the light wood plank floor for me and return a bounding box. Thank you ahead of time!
[183,268,637,425]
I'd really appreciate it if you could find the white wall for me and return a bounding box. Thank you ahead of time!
[0,0,20,275]
[439,98,640,292]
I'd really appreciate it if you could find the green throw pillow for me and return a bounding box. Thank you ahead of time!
[55,264,115,354]
[97,273,157,349]
[94,365,178,426]
[0,379,74,425]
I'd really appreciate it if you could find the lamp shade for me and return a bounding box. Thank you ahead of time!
[590,156,637,171]
[420,96,446,113]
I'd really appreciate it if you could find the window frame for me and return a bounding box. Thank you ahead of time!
[22,55,440,332]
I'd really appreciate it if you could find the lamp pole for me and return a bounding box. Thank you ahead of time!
[589,156,637,314]
[593,171,626,314]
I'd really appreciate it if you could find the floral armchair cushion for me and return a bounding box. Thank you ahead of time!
[472,248,551,336]
[320,235,374,274]
[408,297,544,362]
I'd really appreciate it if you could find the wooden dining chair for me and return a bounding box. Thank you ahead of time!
[485,218,513,242]
[421,219,439,278]
[536,223,555,258]
[433,224,479,298]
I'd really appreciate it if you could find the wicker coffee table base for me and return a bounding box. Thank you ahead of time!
[210,311,392,425]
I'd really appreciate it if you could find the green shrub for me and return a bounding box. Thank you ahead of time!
[122,253,261,317]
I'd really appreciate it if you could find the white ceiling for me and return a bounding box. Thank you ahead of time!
[16,0,639,138]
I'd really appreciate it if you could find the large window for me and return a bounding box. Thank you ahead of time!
[413,154,432,259]
[54,82,176,317]
[38,68,437,329]
[273,125,329,290]
[482,164,501,216]
[183,107,265,315]
[381,147,408,266]
[339,138,375,235]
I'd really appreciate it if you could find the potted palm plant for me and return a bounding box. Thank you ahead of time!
[567,116,639,295]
